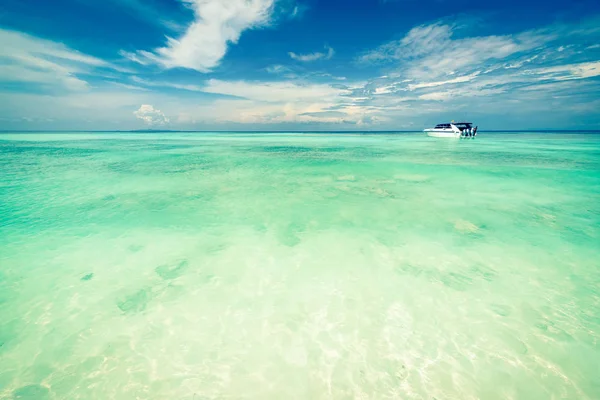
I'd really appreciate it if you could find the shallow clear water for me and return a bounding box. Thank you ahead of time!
[1,132,599,399]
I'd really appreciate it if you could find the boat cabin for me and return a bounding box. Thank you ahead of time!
[454,122,473,131]
[434,122,473,131]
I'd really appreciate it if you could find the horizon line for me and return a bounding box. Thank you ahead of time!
[2,129,600,134]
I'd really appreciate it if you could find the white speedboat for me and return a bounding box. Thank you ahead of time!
[424,122,477,138]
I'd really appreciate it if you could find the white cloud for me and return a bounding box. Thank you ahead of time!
[127,77,349,103]
[119,50,152,66]
[0,89,161,129]
[3,15,599,131]
[503,55,539,70]
[291,5,299,18]
[342,17,600,114]
[130,76,205,92]
[358,21,551,79]
[418,92,453,101]
[359,23,454,63]
[0,28,111,91]
[289,46,334,62]
[265,64,293,74]
[418,88,505,101]
[125,0,276,72]
[527,61,600,81]
[134,104,170,125]
[110,82,151,91]
[176,97,379,126]
[407,72,480,90]
[201,79,347,102]
[374,85,394,95]
[0,29,107,66]
[106,0,184,31]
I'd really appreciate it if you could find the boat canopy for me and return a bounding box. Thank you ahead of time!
[434,122,473,129]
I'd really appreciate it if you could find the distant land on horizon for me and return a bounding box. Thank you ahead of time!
[2,129,600,134]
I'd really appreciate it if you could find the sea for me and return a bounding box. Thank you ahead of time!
[1,132,599,399]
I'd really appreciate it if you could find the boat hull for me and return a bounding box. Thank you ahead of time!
[424,129,461,138]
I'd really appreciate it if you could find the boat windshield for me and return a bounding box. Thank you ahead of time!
[433,123,473,129]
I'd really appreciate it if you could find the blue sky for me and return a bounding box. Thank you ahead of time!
[1,0,599,130]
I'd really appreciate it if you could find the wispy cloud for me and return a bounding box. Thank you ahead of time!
[110,82,151,91]
[176,97,380,126]
[359,22,454,63]
[289,3,309,20]
[407,72,481,90]
[84,0,184,32]
[0,28,115,91]
[202,79,347,102]
[123,0,276,72]
[265,64,294,74]
[2,11,599,131]
[526,61,600,81]
[270,0,308,21]
[358,21,552,79]
[130,76,205,92]
[289,46,335,62]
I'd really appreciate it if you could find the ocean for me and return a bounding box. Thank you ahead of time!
[1,132,599,399]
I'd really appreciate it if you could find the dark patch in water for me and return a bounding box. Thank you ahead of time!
[102,194,117,201]
[117,289,151,313]
[260,146,314,153]
[395,263,426,278]
[12,384,50,399]
[81,273,94,281]
[204,243,227,254]
[277,222,305,247]
[155,260,189,280]
[469,264,497,282]
[318,147,347,153]
[490,303,512,317]
[2,144,103,158]
[396,364,408,381]
[128,244,144,252]
[440,272,473,291]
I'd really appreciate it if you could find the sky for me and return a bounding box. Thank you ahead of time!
[1,0,599,131]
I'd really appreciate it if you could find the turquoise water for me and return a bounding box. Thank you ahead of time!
[1,132,599,399]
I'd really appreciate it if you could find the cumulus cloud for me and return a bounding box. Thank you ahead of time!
[134,104,170,125]
[124,0,276,72]
[289,46,334,62]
